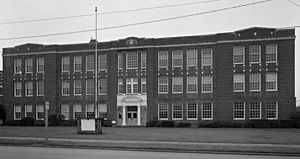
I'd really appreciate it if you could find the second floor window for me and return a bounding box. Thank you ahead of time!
[249,73,261,91]
[126,78,138,94]
[266,44,277,63]
[74,56,82,72]
[266,72,277,91]
[25,58,33,73]
[158,77,168,94]
[25,81,33,96]
[62,80,70,96]
[37,57,44,73]
[86,55,95,71]
[14,82,22,97]
[126,52,138,69]
[62,56,70,72]
[172,77,183,93]
[37,81,44,96]
[86,79,94,95]
[202,75,213,93]
[98,54,107,70]
[98,79,107,94]
[74,80,82,95]
[187,49,197,67]
[141,77,146,94]
[118,53,123,69]
[201,49,213,67]
[25,105,33,118]
[141,52,147,68]
[172,50,183,67]
[233,74,245,92]
[14,59,22,74]
[187,76,197,93]
[118,78,124,94]
[158,51,168,68]
[249,45,261,64]
[233,46,245,64]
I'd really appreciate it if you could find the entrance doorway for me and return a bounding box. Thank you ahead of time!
[126,106,137,126]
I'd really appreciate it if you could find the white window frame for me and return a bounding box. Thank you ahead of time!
[172,103,183,120]
[126,52,138,69]
[186,49,198,67]
[86,55,95,72]
[141,77,146,94]
[62,80,70,96]
[118,53,123,69]
[158,51,168,68]
[202,102,213,120]
[158,77,168,94]
[61,56,70,73]
[86,104,95,118]
[172,50,183,68]
[14,59,22,74]
[61,104,70,120]
[74,56,82,72]
[37,80,44,96]
[98,104,107,118]
[187,76,198,93]
[25,58,33,73]
[266,72,277,91]
[249,102,261,120]
[233,74,245,92]
[98,54,107,71]
[141,51,147,68]
[14,82,22,97]
[266,44,277,63]
[233,46,245,65]
[98,79,107,95]
[25,105,33,118]
[25,81,33,97]
[233,102,245,120]
[249,45,261,64]
[158,103,168,120]
[249,73,261,92]
[73,104,82,119]
[36,105,44,120]
[74,80,82,96]
[201,75,213,93]
[14,105,22,120]
[126,78,138,94]
[187,103,198,120]
[118,78,124,94]
[266,101,278,120]
[86,79,94,95]
[36,57,44,73]
[172,77,183,93]
[201,49,213,67]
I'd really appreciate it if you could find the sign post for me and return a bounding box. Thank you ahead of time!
[45,101,49,145]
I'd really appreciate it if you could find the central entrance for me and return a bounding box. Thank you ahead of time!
[126,106,137,126]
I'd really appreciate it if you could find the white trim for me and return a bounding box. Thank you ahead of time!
[233,46,245,65]
[172,50,183,68]
[201,102,213,120]
[141,51,147,69]
[158,51,168,68]
[249,102,262,120]
[186,49,198,67]
[201,75,213,93]
[3,36,295,57]
[73,80,82,96]
[126,52,138,69]
[14,105,22,120]
[266,44,278,63]
[187,103,198,120]
[36,105,44,120]
[73,56,82,72]
[172,77,183,94]
[233,102,245,120]
[233,74,245,92]
[266,72,278,91]
[118,53,123,69]
[61,56,70,73]
[172,103,183,120]
[158,103,168,120]
[266,101,278,120]
[158,77,168,94]
[201,48,213,67]
[249,73,261,92]
[61,80,70,96]
[249,45,261,64]
[186,76,198,93]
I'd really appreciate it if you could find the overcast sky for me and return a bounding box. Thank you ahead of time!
[0,0,299,101]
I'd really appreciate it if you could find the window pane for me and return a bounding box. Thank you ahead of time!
[249,45,261,63]
[98,54,107,70]
[25,81,33,96]
[74,56,82,72]
[233,74,245,92]
[187,76,197,93]
[62,56,70,72]
[14,59,22,74]
[172,77,183,93]
[202,102,213,120]
[37,81,44,96]
[266,44,277,63]
[61,104,70,120]
[118,54,123,69]
[73,104,82,119]
[234,102,245,120]
[74,80,82,95]
[266,101,277,119]
[25,58,33,73]
[37,57,44,73]
[187,103,198,119]
[99,79,107,94]
[86,79,94,95]
[86,55,95,71]
[250,102,261,119]
[62,80,70,95]
[201,49,212,66]
[172,103,183,119]
[158,51,168,68]
[158,103,168,119]
[202,75,213,93]
[118,78,124,94]
[233,46,245,64]
[141,52,147,68]
[126,52,138,69]
[187,49,197,67]
[172,50,183,67]
[266,73,277,91]
[249,73,261,91]
[158,77,168,93]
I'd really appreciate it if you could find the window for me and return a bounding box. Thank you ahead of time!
[158,51,168,68]
[233,46,245,64]
[202,102,213,120]
[25,81,33,96]
[61,104,70,120]
[14,59,22,74]
[126,52,138,69]
[36,105,44,120]
[25,105,33,118]
[61,56,70,72]
[74,56,82,72]
[126,78,138,94]
[187,49,197,67]
[187,103,198,120]
[14,105,22,120]
[187,76,197,93]
[98,104,107,118]
[118,78,124,94]
[86,79,94,95]
[249,73,261,91]
[266,73,277,91]
[201,49,213,66]
[158,77,168,94]
[233,74,245,92]
[37,57,44,73]
[14,82,22,97]
[74,80,82,95]
[266,44,277,63]
[118,53,123,69]
[25,58,33,73]
[86,104,95,118]
[234,102,245,120]
[172,103,183,120]
[266,101,278,119]
[98,54,107,70]
[86,55,95,71]
[99,79,107,95]
[249,45,261,63]
[62,80,70,96]
[37,81,44,96]
[250,102,261,119]
[202,75,213,93]
[172,50,183,67]
[73,104,82,119]
[172,77,183,93]
[158,103,168,120]
[141,77,146,94]
[141,51,147,68]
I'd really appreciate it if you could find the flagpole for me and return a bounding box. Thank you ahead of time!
[94,6,98,119]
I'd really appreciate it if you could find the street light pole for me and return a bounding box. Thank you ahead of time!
[94,6,98,119]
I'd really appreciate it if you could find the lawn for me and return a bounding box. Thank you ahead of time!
[0,126,300,144]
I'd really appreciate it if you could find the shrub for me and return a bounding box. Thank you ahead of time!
[146,120,160,127]
[280,120,296,128]
[103,120,113,127]
[176,122,191,127]
[48,115,60,126]
[34,120,45,126]
[290,112,300,121]
[159,120,174,127]
[60,120,77,126]
[0,105,5,121]
[248,120,270,128]
[5,120,21,126]
[198,122,214,128]
[20,117,35,126]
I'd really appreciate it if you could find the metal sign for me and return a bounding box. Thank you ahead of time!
[45,101,49,110]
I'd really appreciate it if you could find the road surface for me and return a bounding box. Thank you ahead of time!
[0,146,298,159]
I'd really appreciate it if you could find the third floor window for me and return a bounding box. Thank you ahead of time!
[172,50,183,67]
[158,51,168,68]
[126,52,138,69]
[61,56,70,72]
[187,49,197,67]
[266,44,277,63]
[37,57,44,73]
[25,58,33,73]
[201,49,213,67]
[74,56,82,72]
[249,45,261,64]
[233,46,245,64]
[14,59,22,74]
[86,55,95,71]
[98,54,107,70]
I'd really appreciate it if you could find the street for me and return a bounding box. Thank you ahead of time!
[0,146,298,159]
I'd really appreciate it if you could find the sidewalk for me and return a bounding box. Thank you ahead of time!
[0,136,300,155]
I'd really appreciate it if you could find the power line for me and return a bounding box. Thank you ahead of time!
[287,0,300,7]
[0,0,224,25]
[0,0,272,41]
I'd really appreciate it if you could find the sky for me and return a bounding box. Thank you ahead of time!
[0,0,299,102]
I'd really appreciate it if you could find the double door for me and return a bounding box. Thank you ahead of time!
[126,106,137,126]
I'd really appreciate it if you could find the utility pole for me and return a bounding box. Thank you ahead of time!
[94,6,98,119]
